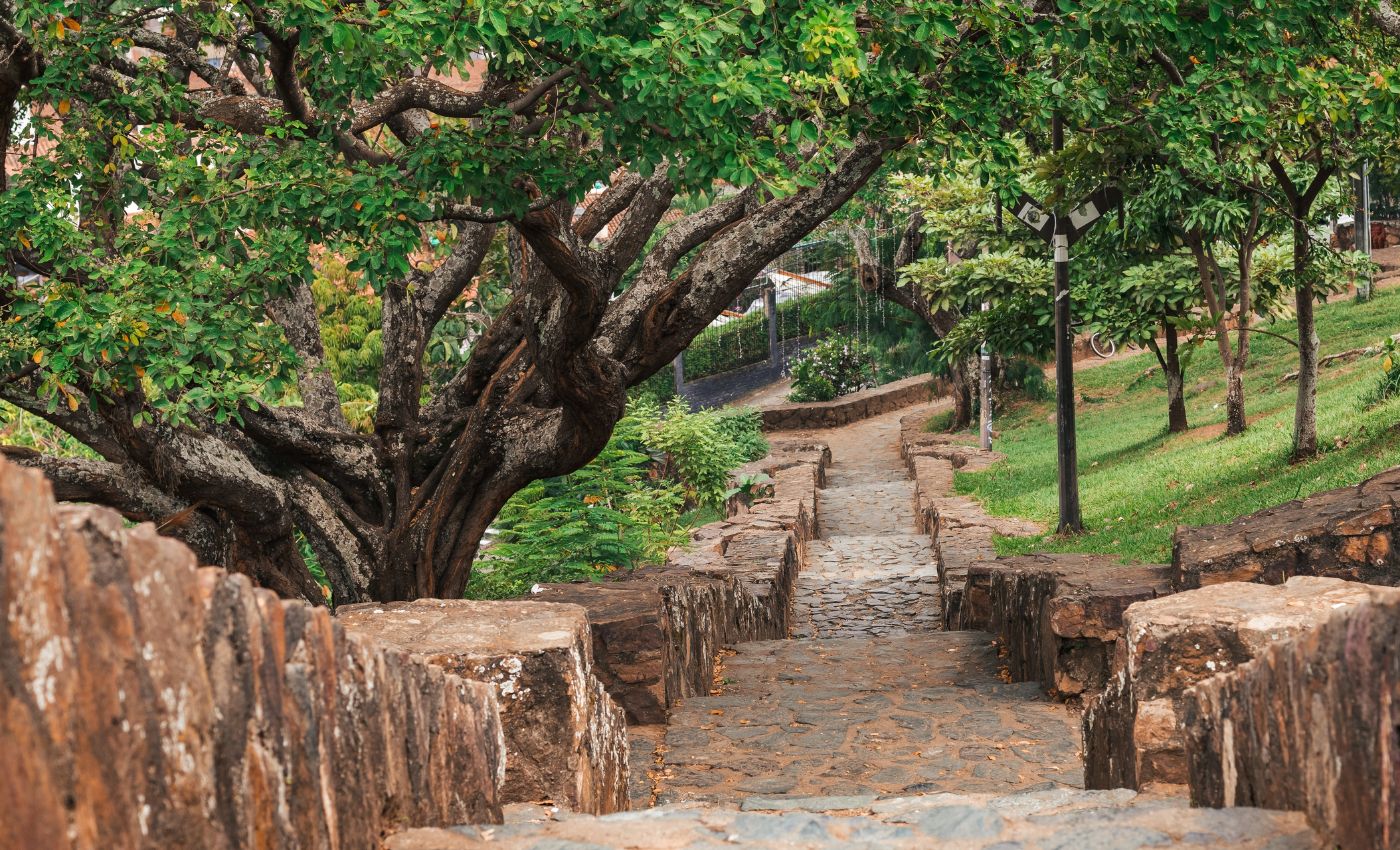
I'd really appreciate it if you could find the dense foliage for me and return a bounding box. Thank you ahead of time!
[788,334,876,402]
[468,399,767,599]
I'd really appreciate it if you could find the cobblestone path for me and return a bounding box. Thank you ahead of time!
[656,407,1082,804]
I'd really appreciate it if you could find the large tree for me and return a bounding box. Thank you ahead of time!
[1,0,1027,602]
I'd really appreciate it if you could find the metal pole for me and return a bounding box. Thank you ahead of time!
[1356,161,1373,302]
[765,285,780,371]
[979,301,992,451]
[672,352,685,399]
[1052,109,1083,534]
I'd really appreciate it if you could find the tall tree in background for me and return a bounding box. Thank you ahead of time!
[1048,0,1400,456]
[0,0,1028,602]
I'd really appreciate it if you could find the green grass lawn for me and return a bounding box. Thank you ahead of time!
[959,287,1400,564]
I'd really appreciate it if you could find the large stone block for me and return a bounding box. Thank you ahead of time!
[1083,576,1398,791]
[512,441,826,726]
[1173,468,1400,590]
[338,599,628,815]
[0,458,505,850]
[980,554,1172,699]
[1182,588,1400,850]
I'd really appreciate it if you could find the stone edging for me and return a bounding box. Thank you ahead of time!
[0,456,508,848]
[758,374,937,431]
[518,438,830,729]
[1172,467,1400,589]
[1182,587,1400,850]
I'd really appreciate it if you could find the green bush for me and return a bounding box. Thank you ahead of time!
[645,404,762,510]
[714,407,769,464]
[788,334,875,402]
[1001,357,1052,401]
[467,399,769,599]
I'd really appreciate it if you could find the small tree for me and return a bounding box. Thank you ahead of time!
[1096,255,1202,433]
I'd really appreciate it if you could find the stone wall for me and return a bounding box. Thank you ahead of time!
[513,439,829,726]
[337,600,628,814]
[897,411,1041,630]
[1083,577,1400,792]
[0,458,506,850]
[1172,467,1400,590]
[1182,589,1400,850]
[760,374,935,431]
[974,554,1171,700]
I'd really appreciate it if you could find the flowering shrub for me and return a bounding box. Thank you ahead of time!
[787,334,875,402]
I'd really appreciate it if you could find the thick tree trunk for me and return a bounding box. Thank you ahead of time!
[950,359,975,431]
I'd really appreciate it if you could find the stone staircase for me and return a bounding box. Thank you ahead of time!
[388,788,1319,849]
[388,404,1328,849]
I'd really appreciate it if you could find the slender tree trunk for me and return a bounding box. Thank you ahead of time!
[1163,324,1188,433]
[1148,325,1188,434]
[1265,159,1332,462]
[1292,218,1319,460]
[1227,214,1259,436]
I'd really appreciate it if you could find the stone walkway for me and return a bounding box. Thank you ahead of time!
[795,409,943,637]
[395,401,1327,850]
[393,788,1319,850]
[655,407,1082,804]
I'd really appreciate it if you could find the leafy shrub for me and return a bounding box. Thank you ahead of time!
[468,399,769,599]
[788,334,875,402]
[1001,357,1052,401]
[714,407,769,463]
[1364,337,1400,407]
[468,401,689,599]
[645,403,760,510]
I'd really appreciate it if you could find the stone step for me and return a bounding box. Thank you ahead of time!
[387,788,1321,849]
[653,632,1082,803]
[793,534,941,638]
[818,481,918,536]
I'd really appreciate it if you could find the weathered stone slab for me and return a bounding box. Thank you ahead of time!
[979,554,1172,699]
[1083,576,1400,791]
[0,457,506,850]
[386,788,1321,850]
[935,526,997,628]
[338,599,628,814]
[511,441,826,727]
[760,375,934,431]
[1182,589,1400,850]
[1173,467,1400,590]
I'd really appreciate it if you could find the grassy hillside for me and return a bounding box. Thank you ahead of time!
[959,287,1400,564]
